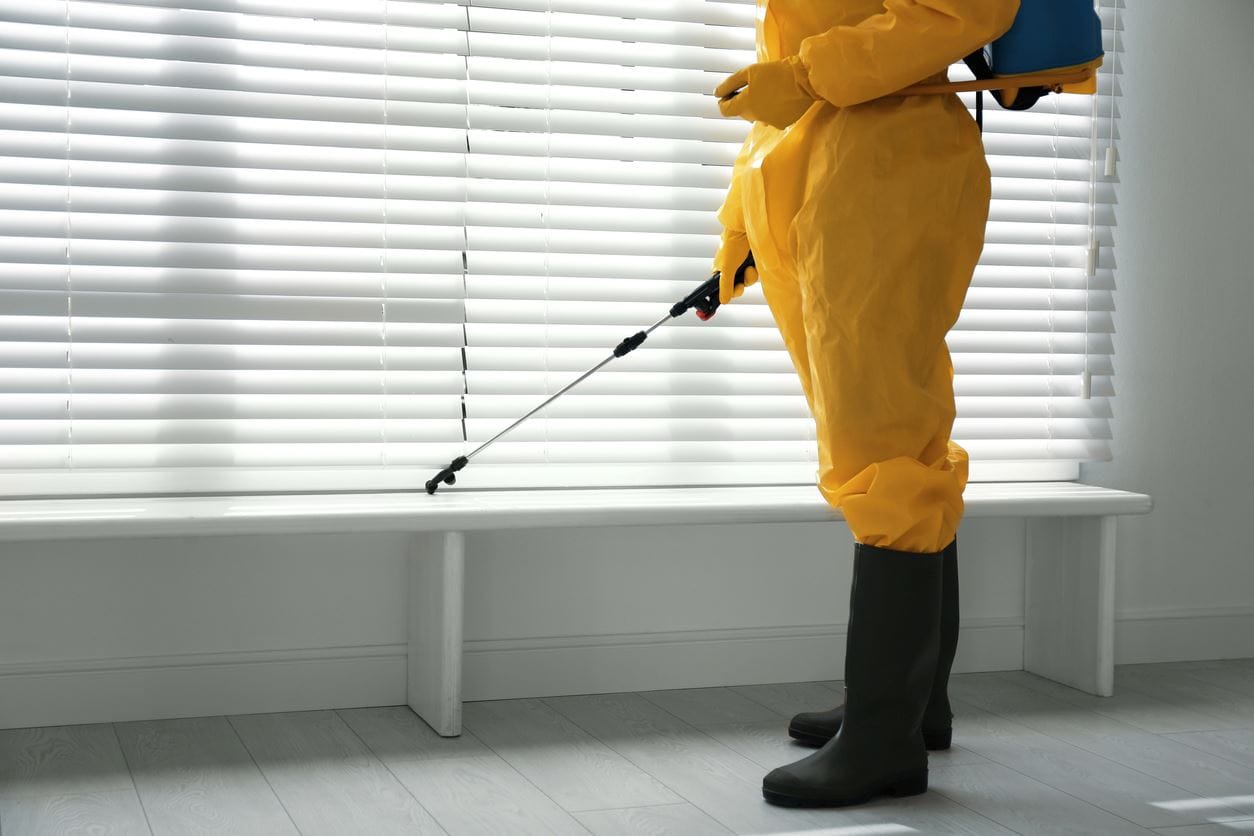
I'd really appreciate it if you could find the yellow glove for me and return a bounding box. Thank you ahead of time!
[713,228,758,305]
[716,55,819,129]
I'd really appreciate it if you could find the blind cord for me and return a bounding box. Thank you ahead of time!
[1084,19,1098,403]
[1083,0,1118,401]
[458,2,473,447]
[1106,0,1120,178]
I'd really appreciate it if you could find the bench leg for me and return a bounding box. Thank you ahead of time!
[1024,515,1117,697]
[408,530,465,736]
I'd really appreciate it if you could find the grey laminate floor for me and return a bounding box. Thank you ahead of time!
[4,660,1254,835]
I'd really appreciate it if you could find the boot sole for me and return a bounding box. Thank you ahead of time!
[763,768,928,808]
[788,723,952,751]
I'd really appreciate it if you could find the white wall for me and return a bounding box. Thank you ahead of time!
[2,0,1252,728]
[1081,0,1254,662]
[0,519,1026,727]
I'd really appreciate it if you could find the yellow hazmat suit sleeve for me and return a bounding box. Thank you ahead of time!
[715,132,756,235]
[713,229,757,305]
[796,0,1021,107]
[715,56,818,130]
[713,133,764,303]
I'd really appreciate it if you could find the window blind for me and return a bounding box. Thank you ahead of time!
[0,0,472,495]
[0,0,1120,497]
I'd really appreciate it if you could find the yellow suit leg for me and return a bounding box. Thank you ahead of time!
[773,94,988,553]
[719,0,1018,554]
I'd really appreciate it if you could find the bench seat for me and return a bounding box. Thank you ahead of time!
[0,481,1152,735]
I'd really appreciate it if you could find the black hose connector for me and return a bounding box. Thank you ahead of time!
[425,455,469,494]
[613,330,648,358]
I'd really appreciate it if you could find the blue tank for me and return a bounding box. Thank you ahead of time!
[987,0,1104,77]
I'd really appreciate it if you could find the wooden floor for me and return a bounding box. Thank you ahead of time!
[4,661,1254,835]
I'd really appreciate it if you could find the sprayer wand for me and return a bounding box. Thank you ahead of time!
[424,258,752,494]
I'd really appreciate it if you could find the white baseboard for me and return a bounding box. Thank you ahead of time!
[1116,605,1254,665]
[0,620,1023,729]
[5,617,1251,730]
[19,607,1254,730]
[463,618,1024,702]
[0,645,407,730]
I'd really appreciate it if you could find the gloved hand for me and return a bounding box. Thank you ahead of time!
[713,227,758,305]
[716,55,819,129]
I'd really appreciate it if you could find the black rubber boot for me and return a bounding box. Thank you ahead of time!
[763,543,943,807]
[788,538,958,750]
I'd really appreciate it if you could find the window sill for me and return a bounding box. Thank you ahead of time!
[0,482,1151,542]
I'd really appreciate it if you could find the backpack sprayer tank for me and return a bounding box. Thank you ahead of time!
[905,0,1105,112]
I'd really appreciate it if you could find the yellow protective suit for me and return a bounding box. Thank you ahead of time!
[717,0,1020,553]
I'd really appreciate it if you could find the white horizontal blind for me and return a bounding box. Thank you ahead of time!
[456,0,785,489]
[450,0,1121,490]
[0,0,471,495]
[0,0,1120,497]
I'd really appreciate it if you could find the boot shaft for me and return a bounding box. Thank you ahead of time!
[841,543,944,742]
[923,539,959,730]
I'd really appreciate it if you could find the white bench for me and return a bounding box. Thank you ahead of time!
[0,481,1151,736]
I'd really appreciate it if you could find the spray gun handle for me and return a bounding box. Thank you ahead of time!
[670,253,754,322]
[671,274,722,321]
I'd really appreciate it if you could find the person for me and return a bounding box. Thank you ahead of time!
[712,0,1021,808]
